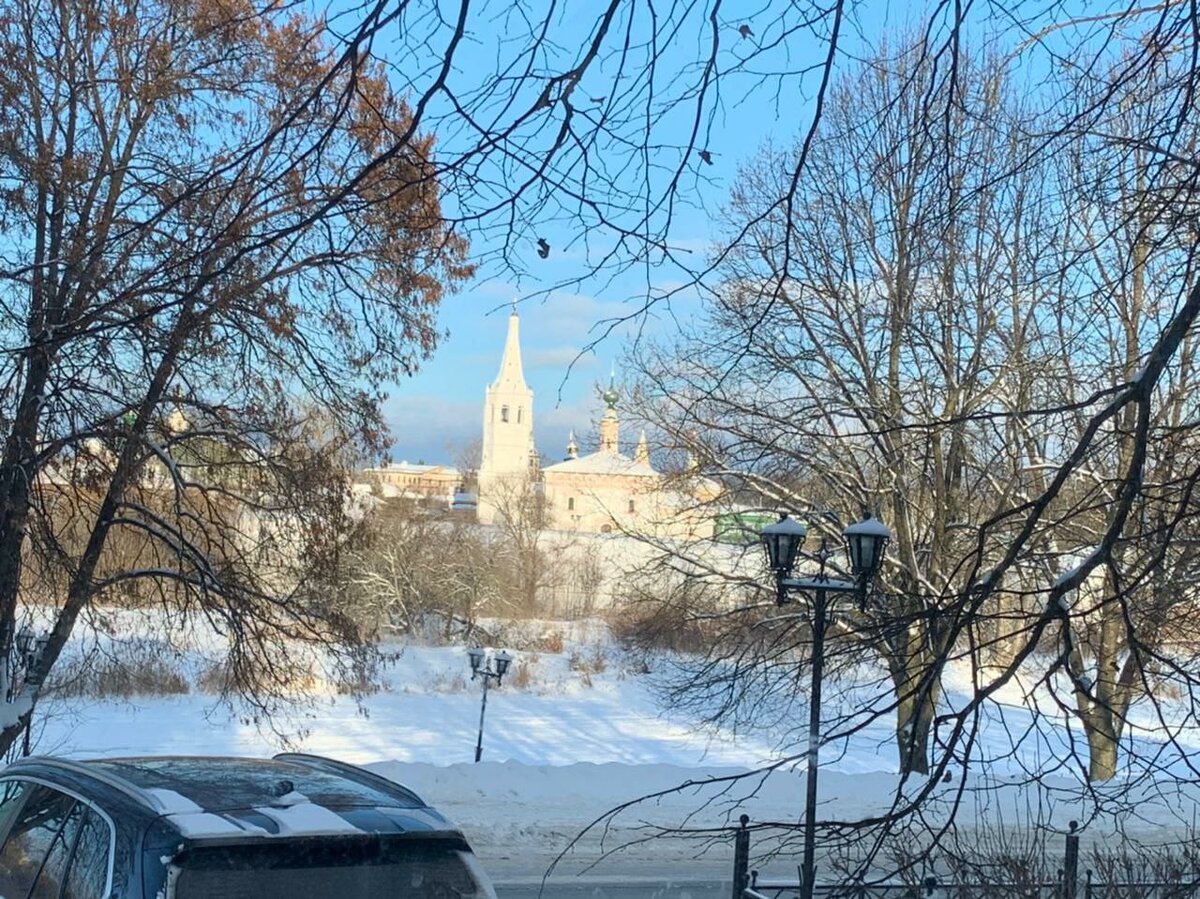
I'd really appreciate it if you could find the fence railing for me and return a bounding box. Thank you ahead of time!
[1082,871,1200,899]
[730,816,1200,899]
[742,875,1062,899]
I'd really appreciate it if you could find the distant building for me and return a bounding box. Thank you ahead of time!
[541,382,667,534]
[475,307,718,538]
[362,461,460,504]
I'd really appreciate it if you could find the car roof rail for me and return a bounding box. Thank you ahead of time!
[272,753,426,806]
[7,757,163,812]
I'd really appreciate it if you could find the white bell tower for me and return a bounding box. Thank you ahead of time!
[478,306,535,522]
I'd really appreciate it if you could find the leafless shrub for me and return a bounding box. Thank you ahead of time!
[569,648,608,677]
[47,644,189,699]
[508,658,536,690]
[196,657,319,697]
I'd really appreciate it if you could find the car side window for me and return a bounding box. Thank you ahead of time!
[0,785,76,899]
[0,781,30,845]
[29,801,84,899]
[62,808,110,899]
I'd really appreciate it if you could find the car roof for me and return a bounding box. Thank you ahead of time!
[86,754,427,810]
[1,753,454,843]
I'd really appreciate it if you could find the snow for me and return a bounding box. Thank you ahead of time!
[32,646,779,767]
[542,452,658,477]
[271,790,309,807]
[17,618,1200,880]
[144,788,203,815]
[843,517,892,539]
[165,811,262,838]
[253,801,362,835]
[1053,546,1103,588]
[783,576,859,593]
[761,517,806,538]
[1053,565,1082,588]
[0,687,35,729]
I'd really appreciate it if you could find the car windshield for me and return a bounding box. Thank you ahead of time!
[171,837,496,899]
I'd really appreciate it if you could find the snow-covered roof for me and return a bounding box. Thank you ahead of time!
[844,516,893,539]
[365,462,459,476]
[543,451,658,478]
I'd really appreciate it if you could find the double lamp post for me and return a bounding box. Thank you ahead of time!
[758,513,891,899]
[467,646,513,763]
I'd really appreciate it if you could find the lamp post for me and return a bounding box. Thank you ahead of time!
[759,513,890,899]
[15,631,50,689]
[13,628,50,758]
[467,646,513,763]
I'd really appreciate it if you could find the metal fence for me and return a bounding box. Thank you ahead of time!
[742,874,1063,899]
[731,815,1200,899]
[1082,872,1200,899]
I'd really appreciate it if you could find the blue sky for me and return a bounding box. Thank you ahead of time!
[382,254,711,465]
[371,1,966,465]
[374,7,813,465]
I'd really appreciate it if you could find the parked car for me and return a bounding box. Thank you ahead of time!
[0,752,496,898]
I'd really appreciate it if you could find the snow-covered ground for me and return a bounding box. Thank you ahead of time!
[22,617,1200,881]
[34,636,787,767]
[29,621,811,877]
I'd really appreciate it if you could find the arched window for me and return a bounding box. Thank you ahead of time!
[567,497,575,511]
[628,499,636,513]
[601,524,613,534]
[500,405,509,423]
[518,407,523,423]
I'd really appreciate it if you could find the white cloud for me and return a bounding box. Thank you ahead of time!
[380,280,689,465]
[537,292,632,337]
[526,346,598,370]
[381,390,608,467]
[381,395,481,465]
[534,396,599,458]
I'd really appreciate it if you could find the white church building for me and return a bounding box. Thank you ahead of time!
[476,309,717,538]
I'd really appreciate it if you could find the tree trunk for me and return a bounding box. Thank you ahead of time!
[1086,719,1119,782]
[896,676,938,775]
[891,624,940,776]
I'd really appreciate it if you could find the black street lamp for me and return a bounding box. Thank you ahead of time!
[467,647,513,763]
[13,628,50,689]
[759,513,891,899]
[13,627,51,757]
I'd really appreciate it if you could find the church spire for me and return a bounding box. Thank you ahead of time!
[598,370,620,455]
[634,429,650,465]
[491,305,527,390]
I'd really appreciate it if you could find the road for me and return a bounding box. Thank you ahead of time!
[479,841,739,897]
[494,877,731,898]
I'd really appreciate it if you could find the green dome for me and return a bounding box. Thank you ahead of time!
[603,385,620,409]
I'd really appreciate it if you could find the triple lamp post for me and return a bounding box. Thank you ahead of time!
[466,646,513,763]
[758,513,891,899]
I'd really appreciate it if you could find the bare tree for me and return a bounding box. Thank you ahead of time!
[1023,78,1200,781]
[625,41,1062,776]
[0,0,471,753]
[485,473,556,615]
[365,0,1200,882]
[338,499,498,640]
[4,0,1200,868]
[453,439,483,493]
